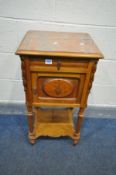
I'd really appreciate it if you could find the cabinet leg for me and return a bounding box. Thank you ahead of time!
[28,132,36,144]
[27,112,33,133]
[27,109,36,144]
[29,139,36,144]
[73,107,85,145]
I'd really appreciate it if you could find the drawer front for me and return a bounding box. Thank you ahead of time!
[31,72,86,105]
[30,57,89,73]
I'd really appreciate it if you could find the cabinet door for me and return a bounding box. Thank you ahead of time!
[31,72,86,106]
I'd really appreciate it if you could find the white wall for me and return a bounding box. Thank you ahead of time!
[0,0,116,106]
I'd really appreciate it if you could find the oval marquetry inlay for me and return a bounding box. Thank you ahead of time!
[43,79,74,98]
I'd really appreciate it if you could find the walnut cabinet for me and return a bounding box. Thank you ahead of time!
[16,31,103,144]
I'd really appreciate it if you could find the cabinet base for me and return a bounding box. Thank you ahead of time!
[30,108,79,144]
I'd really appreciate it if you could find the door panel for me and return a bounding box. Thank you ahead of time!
[31,73,86,105]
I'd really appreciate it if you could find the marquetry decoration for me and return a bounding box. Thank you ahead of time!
[43,78,74,98]
[36,77,79,99]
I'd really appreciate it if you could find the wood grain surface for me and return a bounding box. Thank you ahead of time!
[16,30,103,59]
[16,31,104,145]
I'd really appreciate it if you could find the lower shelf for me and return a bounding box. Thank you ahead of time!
[33,108,75,139]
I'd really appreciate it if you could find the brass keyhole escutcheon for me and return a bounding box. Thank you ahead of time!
[57,60,61,70]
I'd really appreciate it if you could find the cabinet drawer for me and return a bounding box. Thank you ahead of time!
[30,57,89,68]
[30,57,89,73]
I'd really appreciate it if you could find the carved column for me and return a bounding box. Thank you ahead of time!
[87,61,98,95]
[21,57,35,144]
[73,61,98,145]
